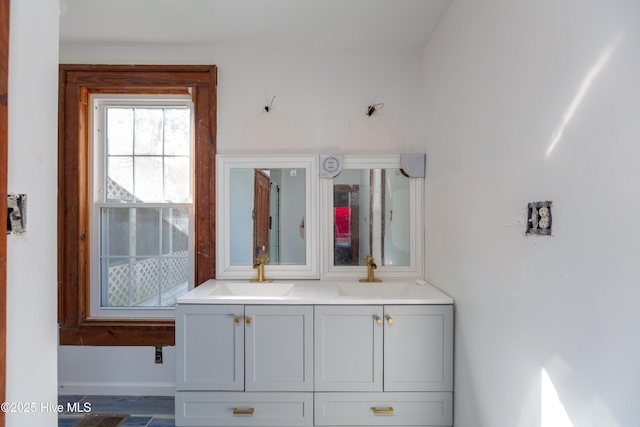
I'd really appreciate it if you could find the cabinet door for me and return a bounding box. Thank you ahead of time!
[383,305,453,391]
[314,305,383,392]
[176,304,244,391]
[245,305,313,392]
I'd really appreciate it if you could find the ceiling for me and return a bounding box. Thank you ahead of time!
[59,0,452,49]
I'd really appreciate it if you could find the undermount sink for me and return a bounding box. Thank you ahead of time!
[210,282,295,297]
[337,282,408,297]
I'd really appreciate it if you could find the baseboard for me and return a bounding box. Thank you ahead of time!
[59,382,175,396]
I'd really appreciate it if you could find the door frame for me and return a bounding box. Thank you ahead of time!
[0,0,10,425]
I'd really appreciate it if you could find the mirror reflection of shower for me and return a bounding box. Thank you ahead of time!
[269,175,281,264]
[230,168,306,266]
[333,168,410,267]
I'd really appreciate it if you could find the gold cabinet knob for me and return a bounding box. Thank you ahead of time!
[246,317,252,325]
[387,317,393,325]
[376,317,382,325]
[235,316,241,323]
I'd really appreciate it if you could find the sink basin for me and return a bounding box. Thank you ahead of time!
[337,282,408,297]
[210,282,295,297]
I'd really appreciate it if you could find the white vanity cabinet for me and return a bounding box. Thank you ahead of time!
[176,304,314,426]
[314,305,453,426]
[175,279,455,427]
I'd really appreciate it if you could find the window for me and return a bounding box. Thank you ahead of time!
[91,96,194,318]
[58,65,216,346]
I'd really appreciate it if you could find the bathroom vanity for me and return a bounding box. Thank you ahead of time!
[175,154,453,426]
[175,280,453,427]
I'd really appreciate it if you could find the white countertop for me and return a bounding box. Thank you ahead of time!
[177,279,453,305]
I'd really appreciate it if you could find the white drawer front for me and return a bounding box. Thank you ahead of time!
[176,392,313,426]
[314,392,452,426]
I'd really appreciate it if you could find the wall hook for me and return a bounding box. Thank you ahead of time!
[366,102,384,116]
[264,96,275,113]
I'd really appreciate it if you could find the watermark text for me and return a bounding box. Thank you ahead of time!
[0,401,92,413]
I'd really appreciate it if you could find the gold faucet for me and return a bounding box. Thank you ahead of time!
[359,254,382,282]
[251,255,273,283]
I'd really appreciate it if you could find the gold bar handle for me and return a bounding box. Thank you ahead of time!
[372,407,394,415]
[233,407,255,415]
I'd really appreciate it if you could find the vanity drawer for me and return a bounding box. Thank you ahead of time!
[314,392,452,426]
[176,392,313,426]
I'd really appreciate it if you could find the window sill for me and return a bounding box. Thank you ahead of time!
[59,319,175,346]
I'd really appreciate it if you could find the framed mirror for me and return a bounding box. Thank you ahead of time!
[321,155,423,279]
[216,155,319,279]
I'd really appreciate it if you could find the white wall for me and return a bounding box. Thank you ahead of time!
[422,1,640,426]
[6,0,59,425]
[58,45,425,394]
[58,346,177,396]
[59,45,425,155]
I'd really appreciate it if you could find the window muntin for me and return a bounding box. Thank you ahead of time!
[91,95,194,318]
[105,106,192,203]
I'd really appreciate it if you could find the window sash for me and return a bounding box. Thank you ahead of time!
[97,205,192,313]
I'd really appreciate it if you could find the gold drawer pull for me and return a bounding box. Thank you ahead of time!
[235,316,241,323]
[233,407,255,415]
[372,406,394,415]
[376,317,382,324]
[246,317,252,325]
[387,316,394,325]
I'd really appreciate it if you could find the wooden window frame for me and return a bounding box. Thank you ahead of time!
[58,65,216,346]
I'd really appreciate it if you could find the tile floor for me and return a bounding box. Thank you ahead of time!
[58,395,175,427]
